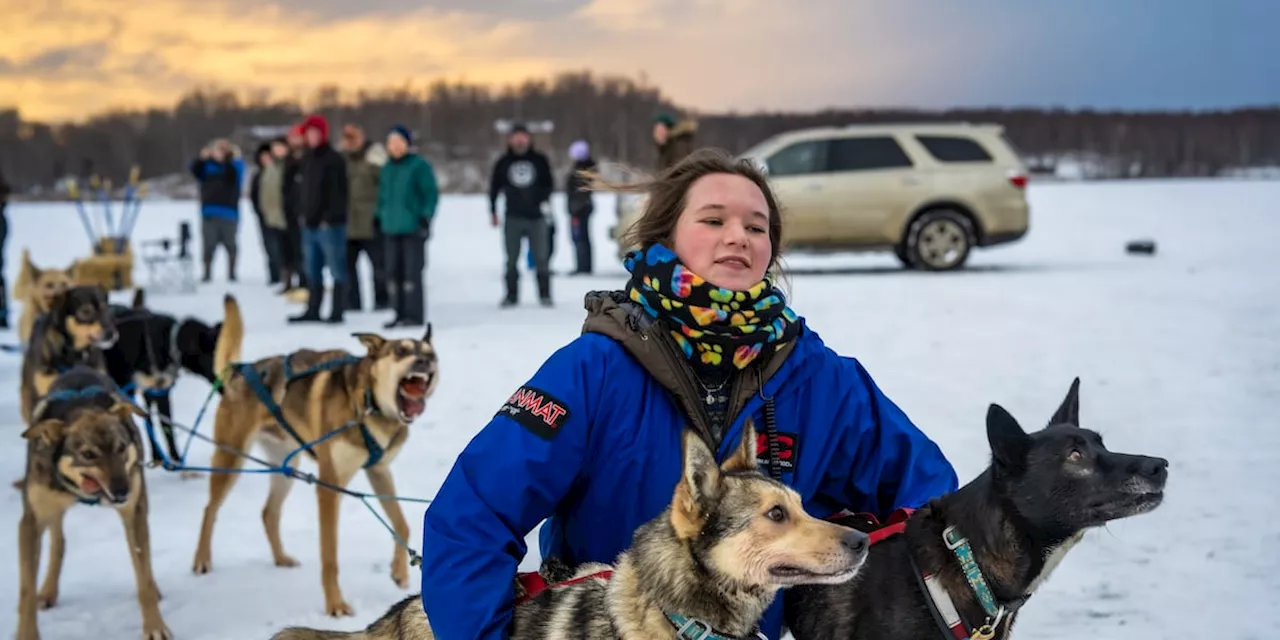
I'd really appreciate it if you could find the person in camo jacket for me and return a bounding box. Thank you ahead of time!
[249,138,289,285]
[375,124,439,328]
[341,123,390,311]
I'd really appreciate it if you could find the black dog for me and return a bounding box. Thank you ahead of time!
[784,379,1169,640]
[105,289,227,466]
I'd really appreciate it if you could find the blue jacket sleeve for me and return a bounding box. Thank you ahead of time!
[820,357,958,516]
[419,338,600,639]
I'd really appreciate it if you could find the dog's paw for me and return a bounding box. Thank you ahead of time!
[36,589,57,609]
[274,554,300,568]
[325,598,355,617]
[141,621,172,640]
[391,562,409,589]
[192,554,212,575]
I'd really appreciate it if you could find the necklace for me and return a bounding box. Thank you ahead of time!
[697,376,730,405]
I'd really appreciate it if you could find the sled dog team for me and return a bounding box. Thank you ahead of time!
[13,152,1167,640]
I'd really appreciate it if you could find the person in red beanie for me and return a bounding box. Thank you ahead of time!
[289,114,350,323]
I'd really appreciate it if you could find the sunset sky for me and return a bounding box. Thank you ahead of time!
[3,0,1277,123]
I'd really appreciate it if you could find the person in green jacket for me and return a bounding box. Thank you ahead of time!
[374,124,439,328]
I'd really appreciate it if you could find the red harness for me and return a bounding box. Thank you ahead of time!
[825,507,917,545]
[514,569,615,606]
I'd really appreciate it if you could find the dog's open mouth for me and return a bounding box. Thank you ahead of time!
[769,563,862,585]
[396,372,432,422]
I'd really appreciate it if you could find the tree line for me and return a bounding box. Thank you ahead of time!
[1,70,1278,195]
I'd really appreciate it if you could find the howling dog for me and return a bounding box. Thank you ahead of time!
[191,325,438,617]
[784,379,1170,640]
[272,420,869,639]
[16,365,168,640]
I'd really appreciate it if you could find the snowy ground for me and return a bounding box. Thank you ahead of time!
[1,179,1277,639]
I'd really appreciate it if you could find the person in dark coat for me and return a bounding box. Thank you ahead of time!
[653,112,698,172]
[249,139,288,285]
[0,167,9,329]
[279,124,308,294]
[288,114,349,324]
[488,123,554,307]
[190,138,245,282]
[565,139,598,276]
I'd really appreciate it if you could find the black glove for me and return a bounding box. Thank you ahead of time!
[373,217,382,235]
[418,216,432,240]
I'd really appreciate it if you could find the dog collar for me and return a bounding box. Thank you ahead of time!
[912,525,1013,640]
[665,612,766,640]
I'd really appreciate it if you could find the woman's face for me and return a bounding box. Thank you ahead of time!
[671,173,772,291]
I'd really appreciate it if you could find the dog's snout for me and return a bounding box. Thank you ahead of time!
[108,478,132,503]
[840,529,869,557]
[1131,456,1169,484]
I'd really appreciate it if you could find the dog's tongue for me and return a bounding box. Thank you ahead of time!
[80,476,101,494]
[403,396,426,418]
[400,377,428,399]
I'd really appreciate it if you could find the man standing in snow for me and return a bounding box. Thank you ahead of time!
[191,138,245,282]
[341,124,389,312]
[289,114,349,324]
[0,166,9,329]
[489,123,554,307]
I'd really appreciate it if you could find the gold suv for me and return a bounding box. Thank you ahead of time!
[613,122,1029,270]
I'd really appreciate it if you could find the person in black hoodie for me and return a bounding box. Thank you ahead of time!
[289,114,349,324]
[565,139,598,276]
[279,124,308,294]
[488,123,554,307]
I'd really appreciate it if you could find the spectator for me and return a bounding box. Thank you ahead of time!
[288,114,349,324]
[488,123,554,308]
[0,166,9,329]
[279,125,308,294]
[653,112,698,172]
[341,124,390,311]
[190,138,245,282]
[249,139,289,285]
[565,139,598,275]
[374,124,439,328]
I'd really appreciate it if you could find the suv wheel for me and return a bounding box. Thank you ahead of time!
[906,209,973,271]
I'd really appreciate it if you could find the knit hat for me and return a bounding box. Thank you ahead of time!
[388,124,413,145]
[653,113,676,128]
[301,114,329,140]
[509,122,530,136]
[568,140,590,161]
[287,124,306,140]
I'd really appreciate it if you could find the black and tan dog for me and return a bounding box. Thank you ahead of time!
[192,325,438,617]
[19,284,117,425]
[784,379,1170,640]
[106,290,243,467]
[272,421,869,639]
[13,249,78,345]
[16,365,170,640]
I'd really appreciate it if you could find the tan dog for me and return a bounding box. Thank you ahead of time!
[13,249,78,345]
[192,326,438,617]
[19,285,117,425]
[16,365,169,640]
[272,421,869,639]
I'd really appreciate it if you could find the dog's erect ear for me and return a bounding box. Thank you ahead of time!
[109,400,149,421]
[1047,377,1081,427]
[14,249,34,300]
[66,260,80,282]
[722,418,758,473]
[987,403,1031,472]
[352,333,386,354]
[423,323,433,343]
[132,288,146,310]
[672,428,721,539]
[22,419,65,446]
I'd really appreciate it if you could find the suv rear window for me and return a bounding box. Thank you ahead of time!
[915,135,993,163]
[826,137,913,172]
[765,140,827,177]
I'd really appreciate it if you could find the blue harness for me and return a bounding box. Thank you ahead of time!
[236,353,396,469]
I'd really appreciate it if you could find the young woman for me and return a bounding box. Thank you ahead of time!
[419,148,958,639]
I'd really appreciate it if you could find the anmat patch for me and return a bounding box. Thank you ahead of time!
[497,386,571,440]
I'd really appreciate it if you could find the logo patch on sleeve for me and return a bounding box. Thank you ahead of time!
[755,431,798,472]
[496,386,571,440]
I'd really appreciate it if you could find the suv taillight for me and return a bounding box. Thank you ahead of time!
[1007,172,1028,189]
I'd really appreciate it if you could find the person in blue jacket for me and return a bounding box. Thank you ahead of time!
[190,138,245,283]
[419,148,958,639]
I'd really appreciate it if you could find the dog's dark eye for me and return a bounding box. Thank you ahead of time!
[116,441,127,454]
[765,506,788,523]
[1067,449,1082,463]
[80,449,99,461]
[395,345,410,359]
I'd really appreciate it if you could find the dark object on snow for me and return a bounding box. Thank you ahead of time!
[1126,239,1157,255]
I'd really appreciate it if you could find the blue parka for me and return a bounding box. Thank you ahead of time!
[420,292,958,639]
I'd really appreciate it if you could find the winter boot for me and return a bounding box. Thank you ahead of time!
[288,282,324,323]
[500,272,519,308]
[536,271,552,307]
[326,283,346,324]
